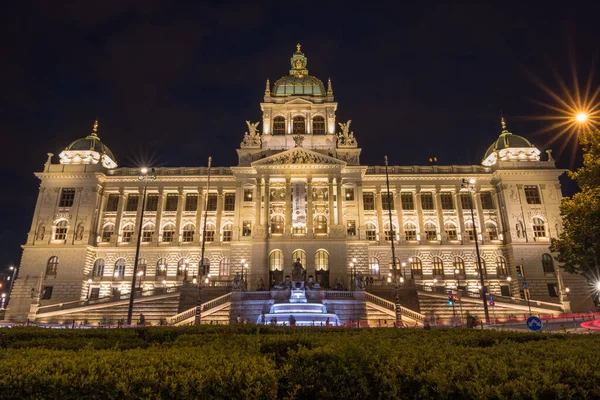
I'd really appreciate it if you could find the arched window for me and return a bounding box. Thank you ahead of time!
[292,115,305,134]
[271,216,284,234]
[366,222,377,241]
[496,256,508,276]
[182,223,195,242]
[162,223,175,242]
[369,257,380,277]
[142,223,155,242]
[219,258,231,276]
[156,258,167,277]
[312,116,325,135]
[486,222,499,241]
[432,257,444,277]
[444,222,458,241]
[453,257,465,276]
[477,258,487,278]
[273,116,286,135]
[121,224,135,242]
[102,224,114,242]
[314,215,327,234]
[204,223,215,242]
[542,254,555,274]
[46,256,59,276]
[200,258,210,275]
[269,250,283,271]
[384,222,397,242]
[92,259,105,277]
[138,258,147,277]
[424,222,438,241]
[292,249,307,269]
[177,259,188,278]
[533,218,546,238]
[222,223,233,242]
[404,222,417,241]
[410,257,423,278]
[464,221,475,241]
[114,259,126,277]
[315,250,329,271]
[54,220,68,241]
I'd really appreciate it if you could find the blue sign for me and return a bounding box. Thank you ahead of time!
[522,281,529,289]
[526,316,543,331]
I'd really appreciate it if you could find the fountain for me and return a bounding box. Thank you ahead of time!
[257,289,340,326]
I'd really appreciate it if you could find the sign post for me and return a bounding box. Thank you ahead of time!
[526,315,543,332]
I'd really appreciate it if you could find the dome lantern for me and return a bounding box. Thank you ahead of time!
[272,44,326,97]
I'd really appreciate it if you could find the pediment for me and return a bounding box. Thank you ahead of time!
[283,97,315,105]
[251,148,346,167]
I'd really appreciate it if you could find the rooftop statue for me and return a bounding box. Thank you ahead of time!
[337,120,357,148]
[240,121,261,148]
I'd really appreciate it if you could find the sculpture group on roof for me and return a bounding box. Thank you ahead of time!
[336,120,358,148]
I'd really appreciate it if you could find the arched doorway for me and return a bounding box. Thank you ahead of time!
[314,249,329,288]
[269,250,284,288]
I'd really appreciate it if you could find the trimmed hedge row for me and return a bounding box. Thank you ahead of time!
[0,327,599,399]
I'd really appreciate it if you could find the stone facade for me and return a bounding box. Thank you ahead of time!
[5,45,593,321]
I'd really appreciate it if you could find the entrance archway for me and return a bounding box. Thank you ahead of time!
[314,249,329,288]
[269,250,284,288]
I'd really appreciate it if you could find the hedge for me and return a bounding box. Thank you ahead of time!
[0,327,599,399]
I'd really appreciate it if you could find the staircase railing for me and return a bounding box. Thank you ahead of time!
[364,292,425,323]
[169,292,232,325]
[37,286,182,314]
[242,292,271,300]
[325,291,355,299]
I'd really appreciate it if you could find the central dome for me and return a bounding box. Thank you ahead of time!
[272,44,326,97]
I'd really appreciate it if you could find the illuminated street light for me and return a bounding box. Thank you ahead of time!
[596,281,600,291]
[575,112,588,123]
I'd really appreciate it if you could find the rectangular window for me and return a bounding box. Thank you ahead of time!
[204,230,215,242]
[185,194,198,211]
[90,287,100,300]
[222,230,232,242]
[59,188,76,208]
[363,192,375,211]
[344,188,354,201]
[244,189,253,201]
[381,192,394,211]
[524,185,541,204]
[346,220,356,236]
[366,227,377,241]
[460,193,472,210]
[207,194,218,211]
[106,194,120,212]
[500,286,510,297]
[41,286,53,300]
[146,194,159,212]
[242,220,252,236]
[440,193,454,210]
[547,283,558,298]
[401,193,414,210]
[224,193,236,211]
[421,192,434,210]
[480,192,494,209]
[165,194,178,211]
[126,194,139,212]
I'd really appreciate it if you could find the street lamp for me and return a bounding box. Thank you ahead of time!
[575,112,588,123]
[0,293,6,310]
[87,278,92,299]
[244,263,249,290]
[384,156,398,285]
[506,276,512,297]
[461,178,490,325]
[127,167,156,325]
[195,156,212,325]
[401,262,407,280]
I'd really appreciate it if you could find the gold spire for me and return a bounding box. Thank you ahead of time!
[265,78,271,95]
[501,116,508,133]
[91,119,99,136]
[296,43,301,52]
[327,78,333,96]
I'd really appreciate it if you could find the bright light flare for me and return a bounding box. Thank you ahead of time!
[575,112,588,123]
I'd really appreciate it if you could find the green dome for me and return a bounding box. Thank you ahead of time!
[482,132,535,161]
[65,134,116,163]
[481,118,540,166]
[272,44,326,97]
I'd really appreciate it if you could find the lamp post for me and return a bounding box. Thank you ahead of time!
[127,167,156,325]
[8,266,16,296]
[350,262,355,290]
[0,293,6,310]
[86,278,92,299]
[454,268,464,322]
[195,157,212,325]
[384,156,398,284]
[506,276,512,297]
[461,178,490,325]
[244,263,249,290]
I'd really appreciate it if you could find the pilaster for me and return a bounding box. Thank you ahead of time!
[307,178,314,238]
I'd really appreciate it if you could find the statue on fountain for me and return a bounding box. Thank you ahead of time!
[292,258,306,289]
[232,272,244,290]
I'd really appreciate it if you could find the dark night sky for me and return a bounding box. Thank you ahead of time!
[1,2,599,271]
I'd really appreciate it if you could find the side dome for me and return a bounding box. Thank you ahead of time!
[59,120,118,169]
[272,44,326,97]
[482,118,540,166]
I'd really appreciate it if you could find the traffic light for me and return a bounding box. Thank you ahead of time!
[448,295,457,306]
[523,288,531,301]
[516,264,525,278]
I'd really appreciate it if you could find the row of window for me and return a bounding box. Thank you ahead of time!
[361,191,495,211]
[268,249,329,271]
[359,220,501,241]
[101,221,253,243]
[88,257,232,278]
[271,116,326,135]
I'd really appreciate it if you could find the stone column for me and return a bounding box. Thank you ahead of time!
[255,178,262,227]
[356,182,365,239]
[434,187,445,242]
[195,189,204,242]
[395,185,403,243]
[375,186,385,242]
[336,175,343,226]
[94,188,108,243]
[285,178,292,237]
[215,187,223,242]
[328,177,335,232]
[233,182,242,240]
[491,188,505,242]
[263,177,270,232]
[154,189,165,244]
[307,178,314,238]
[415,186,425,243]
[114,189,126,242]
[474,190,486,244]
[455,186,466,242]
[174,188,184,244]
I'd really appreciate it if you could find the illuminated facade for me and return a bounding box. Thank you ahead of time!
[6,45,592,322]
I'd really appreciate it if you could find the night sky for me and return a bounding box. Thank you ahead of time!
[1,2,599,271]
